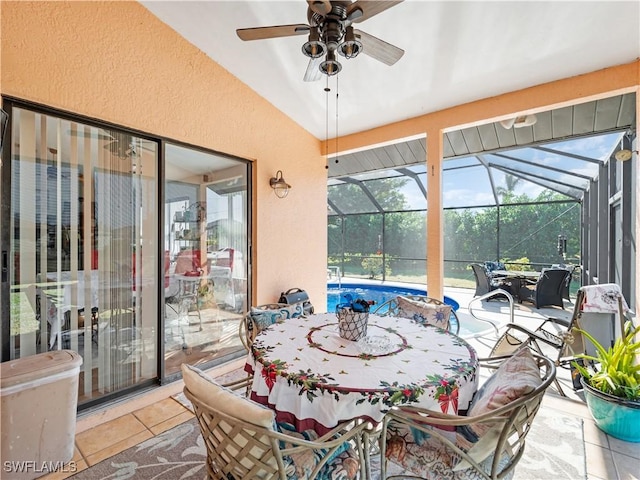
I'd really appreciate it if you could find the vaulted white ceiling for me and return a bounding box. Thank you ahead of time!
[142,1,640,140]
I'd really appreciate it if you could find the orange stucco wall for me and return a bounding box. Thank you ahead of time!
[0,1,329,308]
[2,1,639,305]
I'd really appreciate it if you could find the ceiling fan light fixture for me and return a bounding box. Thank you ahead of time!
[302,29,326,58]
[322,20,343,52]
[320,51,342,76]
[338,26,362,59]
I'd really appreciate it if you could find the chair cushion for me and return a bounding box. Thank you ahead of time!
[455,346,541,465]
[484,261,505,272]
[181,364,275,429]
[385,418,513,480]
[468,346,541,417]
[396,296,452,330]
[250,303,305,330]
[277,422,359,480]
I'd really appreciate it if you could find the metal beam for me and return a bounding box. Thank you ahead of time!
[620,155,632,302]
[340,177,384,212]
[598,163,609,284]
[491,152,594,180]
[488,163,582,199]
[532,146,603,165]
[395,167,427,198]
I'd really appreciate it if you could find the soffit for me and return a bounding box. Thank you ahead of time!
[327,93,636,178]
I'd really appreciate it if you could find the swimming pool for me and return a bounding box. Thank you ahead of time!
[327,283,495,339]
[327,283,459,312]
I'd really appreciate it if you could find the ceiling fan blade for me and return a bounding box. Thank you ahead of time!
[354,29,404,66]
[348,1,403,23]
[307,0,332,16]
[68,128,114,141]
[237,24,310,41]
[303,56,324,82]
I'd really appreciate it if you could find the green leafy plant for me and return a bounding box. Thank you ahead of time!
[361,254,385,279]
[502,257,532,272]
[572,321,640,401]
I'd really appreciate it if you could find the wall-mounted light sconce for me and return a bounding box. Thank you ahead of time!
[269,170,291,198]
[614,149,637,162]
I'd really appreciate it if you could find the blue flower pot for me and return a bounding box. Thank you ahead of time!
[581,377,640,442]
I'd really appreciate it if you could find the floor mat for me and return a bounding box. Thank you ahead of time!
[70,400,585,479]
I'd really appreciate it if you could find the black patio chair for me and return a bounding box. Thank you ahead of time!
[470,263,510,298]
[519,268,570,309]
[562,265,580,301]
[551,263,577,301]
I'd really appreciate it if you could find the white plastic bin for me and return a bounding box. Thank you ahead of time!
[1,350,82,479]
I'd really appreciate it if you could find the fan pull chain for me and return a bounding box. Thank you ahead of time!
[325,75,330,170]
[335,75,339,164]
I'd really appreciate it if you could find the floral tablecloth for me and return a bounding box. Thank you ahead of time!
[245,313,479,434]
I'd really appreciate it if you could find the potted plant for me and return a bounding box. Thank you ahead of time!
[572,320,640,442]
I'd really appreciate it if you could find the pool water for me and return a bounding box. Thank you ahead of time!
[327,283,459,312]
[459,317,498,338]
[326,283,494,339]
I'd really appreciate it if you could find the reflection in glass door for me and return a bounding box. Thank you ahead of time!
[4,104,158,406]
[164,144,248,376]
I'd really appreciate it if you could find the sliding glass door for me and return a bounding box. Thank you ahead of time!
[1,102,251,406]
[3,104,159,406]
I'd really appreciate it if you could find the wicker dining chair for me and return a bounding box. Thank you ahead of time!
[372,295,461,335]
[183,365,367,480]
[238,302,305,351]
[378,351,556,480]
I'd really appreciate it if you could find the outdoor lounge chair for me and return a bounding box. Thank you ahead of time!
[379,350,556,480]
[488,284,632,396]
[373,295,460,335]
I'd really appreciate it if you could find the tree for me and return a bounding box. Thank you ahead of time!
[328,174,581,278]
[495,174,523,201]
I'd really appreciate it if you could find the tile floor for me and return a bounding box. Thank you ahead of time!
[39,289,639,480]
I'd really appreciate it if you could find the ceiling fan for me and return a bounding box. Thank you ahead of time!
[68,129,155,159]
[236,0,405,81]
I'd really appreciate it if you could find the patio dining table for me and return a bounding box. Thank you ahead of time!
[491,269,541,280]
[490,270,541,301]
[245,313,479,435]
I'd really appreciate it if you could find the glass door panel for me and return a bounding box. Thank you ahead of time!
[164,144,248,376]
[5,105,158,406]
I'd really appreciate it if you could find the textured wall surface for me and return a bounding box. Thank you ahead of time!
[1,0,328,308]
